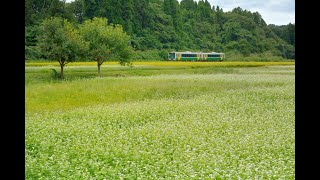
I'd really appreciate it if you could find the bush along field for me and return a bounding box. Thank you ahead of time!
[25,62,295,179]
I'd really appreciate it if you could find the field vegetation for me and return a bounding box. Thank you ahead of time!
[26,61,295,179]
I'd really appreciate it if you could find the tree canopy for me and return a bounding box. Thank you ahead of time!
[26,0,295,60]
[37,16,88,77]
[79,17,132,76]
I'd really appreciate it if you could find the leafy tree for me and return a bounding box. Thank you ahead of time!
[106,0,125,25]
[196,0,212,22]
[287,23,295,46]
[132,0,150,30]
[25,25,41,60]
[269,23,295,47]
[25,0,33,25]
[163,0,180,29]
[66,0,86,23]
[79,17,132,77]
[252,12,266,27]
[180,0,196,11]
[122,0,134,34]
[83,0,99,19]
[37,17,88,78]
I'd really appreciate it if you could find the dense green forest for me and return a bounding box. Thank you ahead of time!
[25,0,295,61]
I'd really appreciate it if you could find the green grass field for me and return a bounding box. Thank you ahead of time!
[25,61,295,179]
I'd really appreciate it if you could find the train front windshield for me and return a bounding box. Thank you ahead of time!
[168,53,175,60]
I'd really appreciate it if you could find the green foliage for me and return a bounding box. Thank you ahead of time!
[26,0,295,62]
[224,51,292,61]
[25,26,42,60]
[66,0,85,23]
[79,17,113,63]
[158,49,169,60]
[268,23,295,47]
[25,0,77,26]
[25,46,42,60]
[37,17,88,77]
[79,17,132,72]
[50,68,62,79]
[37,17,87,63]
[130,50,166,61]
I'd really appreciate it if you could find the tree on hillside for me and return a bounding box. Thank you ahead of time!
[122,0,134,34]
[37,17,88,78]
[79,17,132,77]
[26,0,295,60]
[287,23,295,46]
[25,0,76,26]
[196,0,212,22]
[66,0,86,23]
[163,0,180,29]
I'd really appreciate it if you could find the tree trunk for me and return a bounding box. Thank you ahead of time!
[60,64,64,78]
[98,64,101,77]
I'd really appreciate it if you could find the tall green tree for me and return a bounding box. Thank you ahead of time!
[287,23,295,46]
[106,0,124,25]
[133,0,150,30]
[67,0,86,23]
[196,0,211,22]
[79,17,132,77]
[25,0,76,25]
[122,0,134,34]
[37,17,88,78]
[25,25,41,60]
[163,0,180,29]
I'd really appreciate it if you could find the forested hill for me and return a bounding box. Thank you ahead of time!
[25,0,295,60]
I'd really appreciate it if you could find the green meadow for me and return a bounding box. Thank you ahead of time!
[25,61,295,179]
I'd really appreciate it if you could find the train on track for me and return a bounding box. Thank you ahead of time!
[168,51,225,61]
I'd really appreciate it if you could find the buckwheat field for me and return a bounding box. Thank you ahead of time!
[25,62,295,179]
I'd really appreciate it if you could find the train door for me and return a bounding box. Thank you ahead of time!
[177,53,181,61]
[220,53,225,61]
[204,54,207,60]
[197,54,200,60]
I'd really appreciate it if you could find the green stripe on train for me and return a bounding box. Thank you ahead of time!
[180,58,198,60]
[206,57,221,60]
[179,57,222,61]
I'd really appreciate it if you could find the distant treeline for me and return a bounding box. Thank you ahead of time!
[25,0,295,60]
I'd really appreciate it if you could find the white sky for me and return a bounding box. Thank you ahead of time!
[65,0,294,25]
[210,0,295,25]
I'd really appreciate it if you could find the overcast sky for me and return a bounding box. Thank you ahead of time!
[209,0,295,25]
[65,0,294,25]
